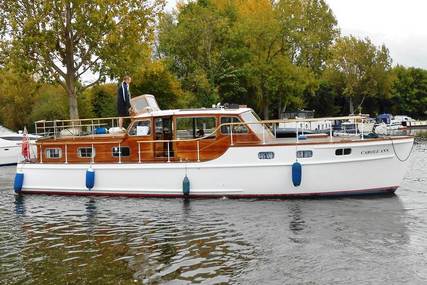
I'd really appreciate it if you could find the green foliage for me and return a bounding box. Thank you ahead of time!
[30,85,69,122]
[159,1,230,107]
[132,61,190,109]
[325,36,394,114]
[0,69,38,130]
[82,84,117,118]
[304,80,340,116]
[0,0,162,119]
[159,0,338,118]
[390,66,427,118]
[276,0,339,74]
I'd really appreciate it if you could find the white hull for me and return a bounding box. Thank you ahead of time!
[279,121,374,135]
[0,140,37,166]
[18,138,413,197]
[0,145,21,166]
[406,120,427,128]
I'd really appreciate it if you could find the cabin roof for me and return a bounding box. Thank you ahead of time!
[133,107,253,119]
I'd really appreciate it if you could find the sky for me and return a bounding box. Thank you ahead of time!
[165,0,427,69]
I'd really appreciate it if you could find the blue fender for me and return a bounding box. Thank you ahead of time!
[292,162,302,187]
[14,172,24,193]
[86,168,95,190]
[182,175,190,197]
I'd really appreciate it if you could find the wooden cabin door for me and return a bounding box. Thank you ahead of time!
[154,117,174,159]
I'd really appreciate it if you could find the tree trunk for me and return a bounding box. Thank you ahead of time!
[263,104,269,120]
[66,76,79,120]
[67,91,79,120]
[262,91,269,120]
[356,95,366,114]
[349,96,354,115]
[65,2,79,120]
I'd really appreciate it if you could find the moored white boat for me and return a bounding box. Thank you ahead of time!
[0,126,38,166]
[14,95,414,198]
[375,114,427,134]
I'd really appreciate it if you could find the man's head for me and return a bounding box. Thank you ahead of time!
[123,75,132,84]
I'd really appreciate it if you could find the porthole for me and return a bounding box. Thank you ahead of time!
[335,148,351,156]
[297,150,313,158]
[258,152,275,159]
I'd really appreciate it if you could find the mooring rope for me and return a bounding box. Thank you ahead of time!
[388,137,415,162]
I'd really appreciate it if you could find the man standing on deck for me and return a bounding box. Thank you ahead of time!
[117,75,132,128]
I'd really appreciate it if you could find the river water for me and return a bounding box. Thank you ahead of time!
[0,140,426,285]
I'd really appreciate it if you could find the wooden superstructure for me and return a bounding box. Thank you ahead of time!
[33,95,271,164]
[35,111,262,164]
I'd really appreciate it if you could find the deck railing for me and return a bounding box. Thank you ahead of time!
[34,116,134,138]
[35,115,367,138]
[27,115,370,164]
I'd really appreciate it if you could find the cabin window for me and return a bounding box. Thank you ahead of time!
[46,148,62,159]
[78,147,95,158]
[176,117,216,139]
[128,120,151,136]
[297,150,313,158]
[335,148,352,156]
[112,146,130,157]
[220,117,248,134]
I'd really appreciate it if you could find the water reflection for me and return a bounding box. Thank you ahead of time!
[14,194,26,216]
[6,197,254,284]
[288,202,306,234]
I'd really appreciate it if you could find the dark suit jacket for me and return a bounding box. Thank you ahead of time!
[117,82,131,116]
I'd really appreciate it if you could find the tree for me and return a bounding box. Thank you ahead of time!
[88,84,117,118]
[390,66,427,118]
[132,60,189,109]
[0,0,162,119]
[158,0,232,107]
[234,0,318,118]
[159,0,338,118]
[304,80,340,117]
[325,36,393,114]
[0,69,38,130]
[30,85,69,123]
[276,0,339,74]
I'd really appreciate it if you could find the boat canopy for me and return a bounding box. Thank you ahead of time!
[377,113,393,124]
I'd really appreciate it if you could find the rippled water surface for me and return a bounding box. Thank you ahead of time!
[1,141,427,284]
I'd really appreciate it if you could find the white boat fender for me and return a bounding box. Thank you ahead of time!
[292,162,302,187]
[182,175,190,197]
[86,167,95,190]
[14,171,24,193]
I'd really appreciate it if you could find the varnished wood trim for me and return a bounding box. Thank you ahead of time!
[230,136,414,147]
[37,140,124,145]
